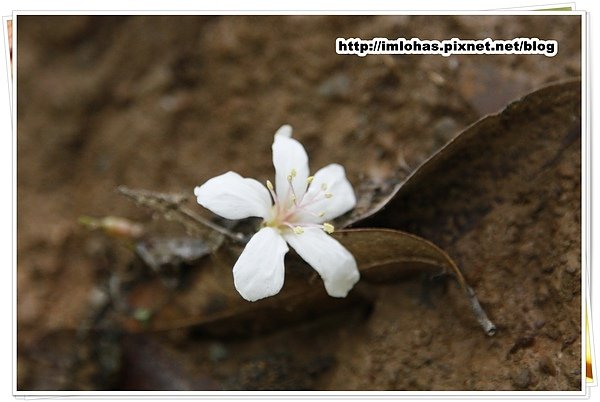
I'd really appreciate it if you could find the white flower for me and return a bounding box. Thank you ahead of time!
[194,125,360,301]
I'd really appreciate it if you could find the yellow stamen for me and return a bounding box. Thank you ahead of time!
[306,176,314,184]
[287,168,298,182]
[325,192,333,199]
[266,180,274,191]
[318,211,325,217]
[293,226,305,234]
[323,223,335,234]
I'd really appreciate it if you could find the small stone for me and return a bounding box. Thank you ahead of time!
[565,264,578,274]
[432,117,459,146]
[535,284,550,304]
[508,335,535,354]
[412,329,432,347]
[519,241,537,259]
[88,287,109,308]
[317,73,350,99]
[544,323,562,340]
[512,368,532,389]
[564,253,580,274]
[565,367,581,388]
[557,160,576,178]
[541,265,555,274]
[538,355,558,376]
[208,342,228,362]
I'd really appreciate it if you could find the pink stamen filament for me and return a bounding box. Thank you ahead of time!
[296,187,330,210]
[266,170,333,232]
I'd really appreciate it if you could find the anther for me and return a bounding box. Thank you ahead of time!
[288,168,298,182]
[323,223,335,234]
[266,180,274,191]
[325,193,333,198]
[321,183,328,191]
[306,176,314,184]
[318,211,325,217]
[293,226,305,234]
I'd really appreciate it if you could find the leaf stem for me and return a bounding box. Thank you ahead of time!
[442,255,496,336]
[465,285,497,336]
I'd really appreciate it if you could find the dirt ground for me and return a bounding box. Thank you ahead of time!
[17,15,582,391]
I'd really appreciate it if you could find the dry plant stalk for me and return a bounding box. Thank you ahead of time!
[117,185,246,248]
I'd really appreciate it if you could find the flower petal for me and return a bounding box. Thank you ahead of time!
[233,227,289,301]
[300,163,356,222]
[272,130,309,204]
[283,228,359,297]
[274,124,293,138]
[194,171,272,220]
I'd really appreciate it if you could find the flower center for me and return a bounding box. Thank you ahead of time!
[263,169,335,235]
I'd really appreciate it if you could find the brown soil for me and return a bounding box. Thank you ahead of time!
[17,15,582,391]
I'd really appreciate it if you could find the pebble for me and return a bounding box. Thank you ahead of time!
[88,287,109,308]
[565,367,581,388]
[511,368,532,389]
[565,265,578,274]
[535,284,550,304]
[509,335,535,354]
[538,355,558,376]
[208,342,228,362]
[544,324,562,340]
[519,241,537,260]
[432,117,459,146]
[541,265,555,274]
[317,73,350,99]
[557,160,576,178]
[412,329,432,347]
[564,253,579,275]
